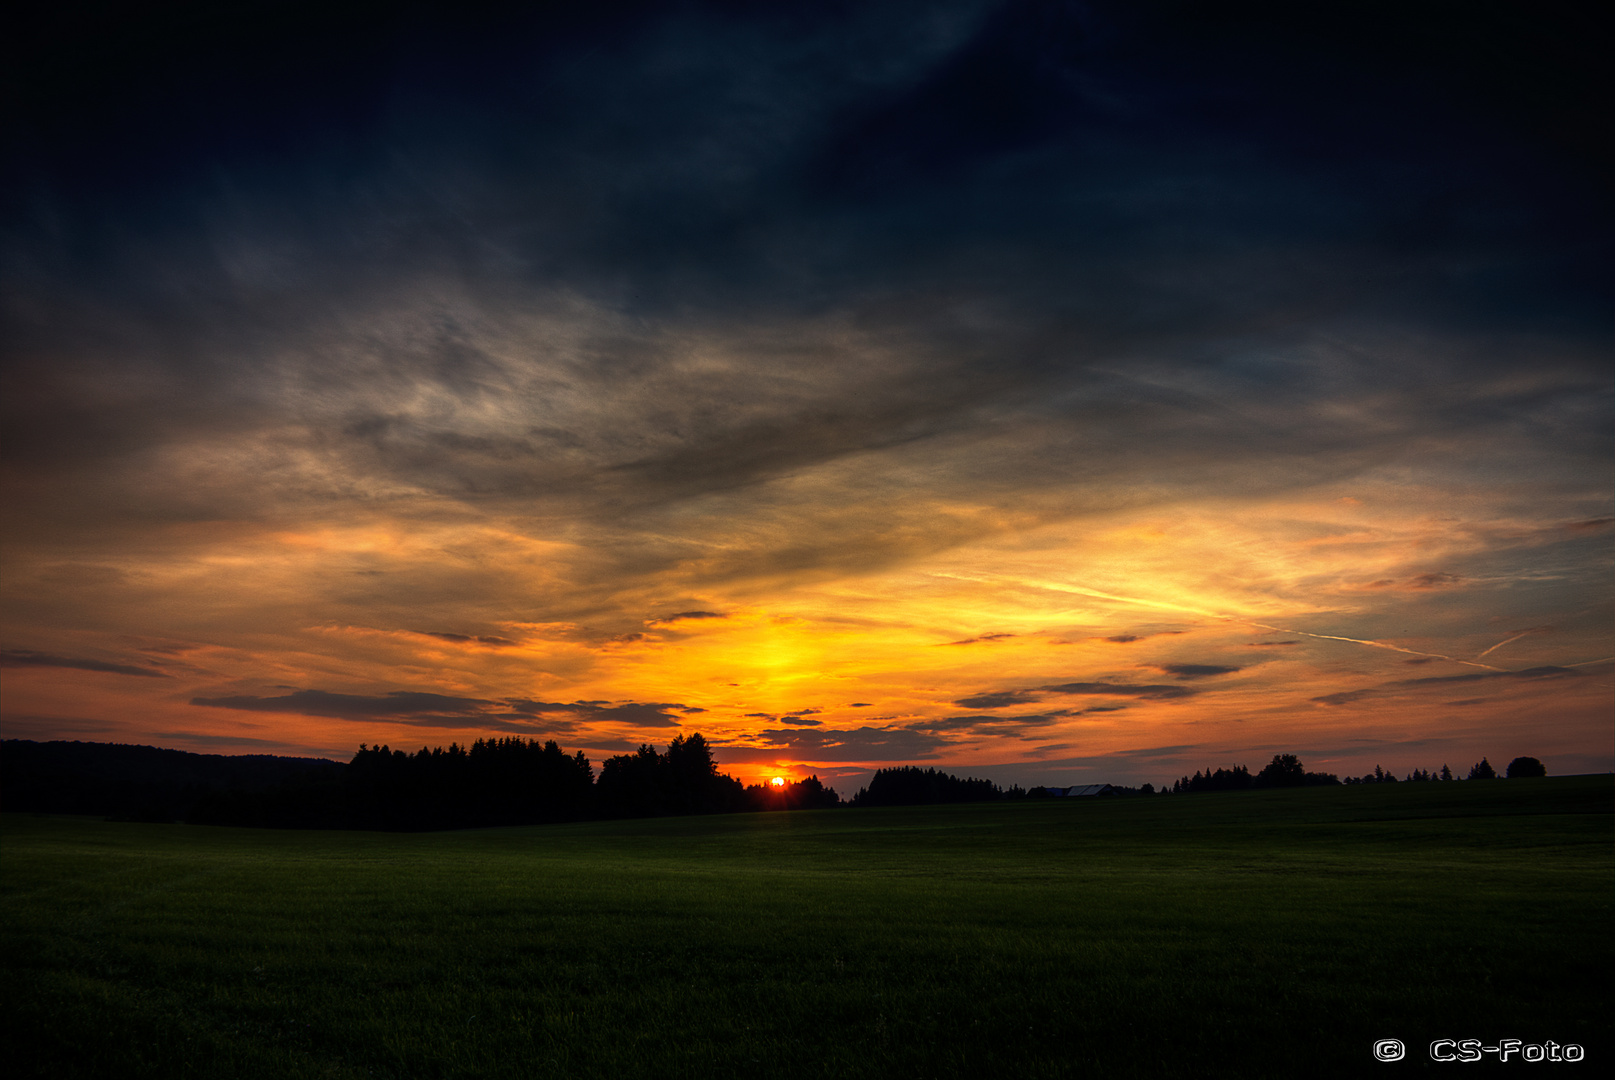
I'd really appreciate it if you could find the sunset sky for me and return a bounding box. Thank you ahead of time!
[3,1,1609,791]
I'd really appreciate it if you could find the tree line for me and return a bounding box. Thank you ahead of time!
[2,739,1554,830]
[1,735,841,830]
[1167,753,1547,793]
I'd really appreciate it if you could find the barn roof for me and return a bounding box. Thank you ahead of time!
[1064,783,1113,797]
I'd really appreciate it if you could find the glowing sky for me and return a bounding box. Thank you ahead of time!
[3,1,1610,789]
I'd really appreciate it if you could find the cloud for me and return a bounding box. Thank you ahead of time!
[721,726,950,762]
[415,631,517,647]
[192,689,691,729]
[150,732,319,751]
[192,689,494,720]
[650,611,727,623]
[1312,666,1583,706]
[1041,681,1199,701]
[503,700,691,728]
[1310,689,1378,707]
[952,690,1041,709]
[1399,666,1580,688]
[1362,572,1462,591]
[956,678,1204,710]
[1153,664,1241,679]
[743,710,824,726]
[941,632,1016,646]
[904,712,1069,737]
[1,649,170,678]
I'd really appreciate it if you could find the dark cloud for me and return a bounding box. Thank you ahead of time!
[1407,572,1460,589]
[741,710,822,726]
[1154,664,1241,679]
[1313,666,1582,706]
[503,700,690,728]
[942,632,1016,646]
[416,631,517,647]
[1400,666,1580,688]
[905,713,1068,737]
[1,649,169,678]
[1311,689,1378,707]
[956,679,1204,708]
[651,611,726,623]
[1364,572,1462,591]
[953,690,1042,709]
[1041,681,1199,701]
[1247,641,1296,647]
[1104,635,1140,643]
[149,732,312,750]
[192,689,494,720]
[722,726,950,763]
[192,689,689,729]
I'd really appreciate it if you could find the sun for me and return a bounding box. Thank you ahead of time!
[769,776,786,787]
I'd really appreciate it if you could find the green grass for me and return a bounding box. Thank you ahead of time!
[4,777,1611,1078]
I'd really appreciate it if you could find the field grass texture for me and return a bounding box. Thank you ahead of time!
[4,777,1610,1078]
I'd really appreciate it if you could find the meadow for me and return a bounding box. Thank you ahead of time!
[4,777,1610,1078]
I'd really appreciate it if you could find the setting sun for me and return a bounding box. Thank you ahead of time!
[770,777,786,788]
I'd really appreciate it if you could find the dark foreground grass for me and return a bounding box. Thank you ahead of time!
[3,777,1610,1078]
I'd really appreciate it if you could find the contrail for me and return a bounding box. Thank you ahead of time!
[939,572,1510,669]
[1475,628,1546,659]
[1244,622,1505,671]
[940,572,1532,671]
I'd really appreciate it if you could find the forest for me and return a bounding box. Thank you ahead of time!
[0,735,837,830]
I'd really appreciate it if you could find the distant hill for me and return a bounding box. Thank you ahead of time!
[1,739,343,822]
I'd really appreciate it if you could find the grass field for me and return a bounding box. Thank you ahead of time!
[4,777,1610,1078]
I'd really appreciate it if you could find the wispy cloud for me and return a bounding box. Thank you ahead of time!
[2,649,169,678]
[1313,666,1583,707]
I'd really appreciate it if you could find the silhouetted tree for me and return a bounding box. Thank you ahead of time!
[1255,754,1305,788]
[1177,765,1254,793]
[851,766,1000,806]
[1505,756,1546,778]
[1467,757,1497,780]
[596,744,669,817]
[1440,764,1453,781]
[747,775,842,811]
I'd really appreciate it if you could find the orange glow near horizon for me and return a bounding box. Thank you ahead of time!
[3,416,1611,794]
[4,477,1610,792]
